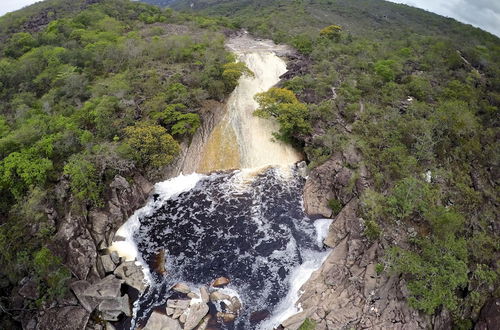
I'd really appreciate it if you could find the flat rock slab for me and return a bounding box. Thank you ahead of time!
[144,311,182,330]
[114,261,146,292]
[83,275,123,299]
[184,302,209,330]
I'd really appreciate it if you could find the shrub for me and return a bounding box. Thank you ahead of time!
[299,318,316,330]
[254,88,311,142]
[123,123,180,168]
[364,220,381,241]
[64,154,102,205]
[327,198,343,216]
[320,24,342,41]
[222,61,253,91]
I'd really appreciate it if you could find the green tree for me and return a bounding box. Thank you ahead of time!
[123,123,180,168]
[64,154,102,205]
[254,87,311,142]
[222,61,253,91]
[320,24,343,41]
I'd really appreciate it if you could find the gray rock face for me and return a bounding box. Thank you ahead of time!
[101,254,116,273]
[18,280,38,300]
[303,147,364,218]
[83,275,123,299]
[70,280,99,313]
[184,302,209,330]
[54,212,97,281]
[113,261,146,291]
[144,311,182,330]
[282,152,431,330]
[36,306,90,330]
[98,294,131,320]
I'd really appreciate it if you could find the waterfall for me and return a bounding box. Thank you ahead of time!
[109,33,331,330]
[198,34,302,173]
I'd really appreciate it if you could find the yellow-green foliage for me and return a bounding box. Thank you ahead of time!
[320,24,342,41]
[222,61,254,91]
[123,123,180,168]
[254,87,311,143]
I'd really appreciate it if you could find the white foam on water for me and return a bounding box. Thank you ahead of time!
[314,219,333,248]
[108,172,206,283]
[258,220,332,330]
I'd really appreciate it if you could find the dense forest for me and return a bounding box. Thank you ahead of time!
[0,0,498,329]
[0,1,249,327]
[162,0,500,327]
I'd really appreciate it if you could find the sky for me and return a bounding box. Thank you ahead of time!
[386,0,500,37]
[0,0,499,36]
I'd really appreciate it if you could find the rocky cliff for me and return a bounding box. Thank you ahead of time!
[281,148,449,330]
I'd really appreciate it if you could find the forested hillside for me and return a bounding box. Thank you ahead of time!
[155,0,500,327]
[0,0,498,328]
[0,1,248,327]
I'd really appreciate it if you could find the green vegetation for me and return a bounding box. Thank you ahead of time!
[254,87,311,143]
[0,0,240,321]
[171,0,500,325]
[298,318,316,330]
[327,198,343,216]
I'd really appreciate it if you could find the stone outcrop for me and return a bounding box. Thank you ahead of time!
[20,173,153,330]
[144,311,182,330]
[282,149,431,330]
[113,261,146,292]
[303,145,367,218]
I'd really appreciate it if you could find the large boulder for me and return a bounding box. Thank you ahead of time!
[144,311,182,330]
[184,302,209,330]
[113,261,146,292]
[36,306,90,330]
[83,275,123,299]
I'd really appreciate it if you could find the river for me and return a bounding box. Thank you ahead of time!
[110,33,331,330]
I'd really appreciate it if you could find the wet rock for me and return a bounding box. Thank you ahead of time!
[167,299,190,309]
[187,292,200,299]
[210,291,231,301]
[36,306,90,330]
[172,282,191,294]
[217,312,236,323]
[18,280,38,300]
[113,261,146,292]
[144,311,182,330]
[100,254,116,273]
[184,302,209,330]
[228,296,242,313]
[83,275,123,299]
[212,276,230,287]
[200,286,209,303]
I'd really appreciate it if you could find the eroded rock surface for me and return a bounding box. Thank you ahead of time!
[283,149,431,330]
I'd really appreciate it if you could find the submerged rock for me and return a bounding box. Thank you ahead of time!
[212,276,230,287]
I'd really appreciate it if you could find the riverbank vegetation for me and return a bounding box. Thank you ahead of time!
[0,0,247,322]
[173,0,499,326]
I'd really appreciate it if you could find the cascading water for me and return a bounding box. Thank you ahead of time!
[110,33,332,330]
